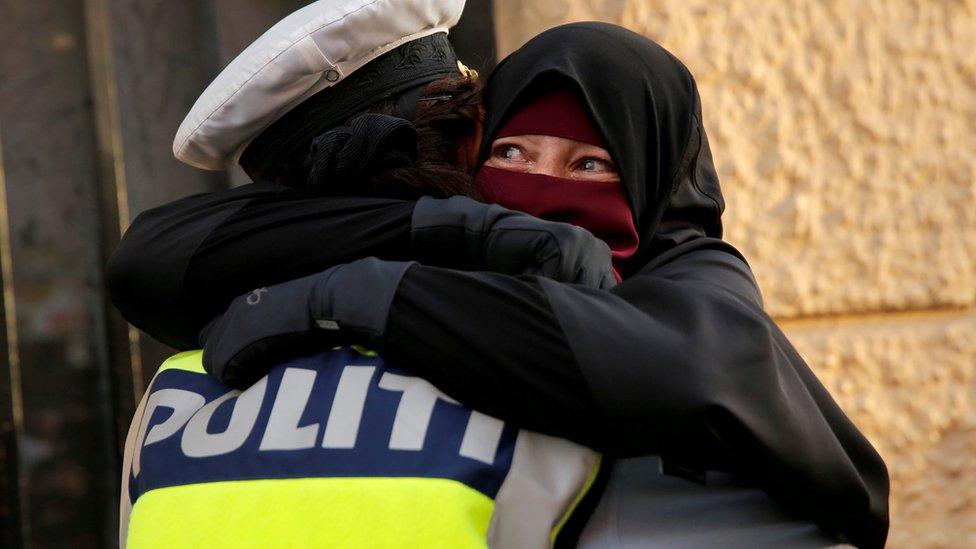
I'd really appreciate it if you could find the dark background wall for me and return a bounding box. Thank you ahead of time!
[0,1,495,546]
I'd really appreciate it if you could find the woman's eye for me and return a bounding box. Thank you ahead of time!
[499,145,524,161]
[577,158,615,173]
[491,144,529,163]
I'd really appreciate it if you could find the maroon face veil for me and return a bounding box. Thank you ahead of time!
[475,87,639,278]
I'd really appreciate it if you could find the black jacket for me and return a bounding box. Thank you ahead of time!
[106,184,888,548]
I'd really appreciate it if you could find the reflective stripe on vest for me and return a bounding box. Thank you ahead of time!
[122,349,600,548]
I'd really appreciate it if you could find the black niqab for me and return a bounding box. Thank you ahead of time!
[481,22,725,274]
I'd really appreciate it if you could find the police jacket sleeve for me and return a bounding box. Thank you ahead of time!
[380,240,889,549]
[106,189,615,350]
[104,182,415,350]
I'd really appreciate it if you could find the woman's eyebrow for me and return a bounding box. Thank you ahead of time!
[573,146,613,158]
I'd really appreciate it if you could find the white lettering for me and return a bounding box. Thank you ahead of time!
[322,366,376,448]
[133,389,206,476]
[459,411,505,465]
[260,368,319,450]
[181,377,268,458]
[378,373,458,451]
[136,366,507,466]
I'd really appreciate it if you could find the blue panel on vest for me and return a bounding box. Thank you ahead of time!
[132,349,518,504]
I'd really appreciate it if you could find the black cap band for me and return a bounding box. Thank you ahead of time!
[241,33,459,180]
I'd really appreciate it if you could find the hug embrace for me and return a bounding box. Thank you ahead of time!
[107,0,889,547]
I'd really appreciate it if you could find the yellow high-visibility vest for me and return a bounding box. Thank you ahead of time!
[120,348,601,548]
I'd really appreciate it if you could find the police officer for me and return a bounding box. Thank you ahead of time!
[118,1,615,547]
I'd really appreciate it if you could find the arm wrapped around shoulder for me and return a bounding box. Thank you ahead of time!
[411,195,617,289]
[201,257,414,389]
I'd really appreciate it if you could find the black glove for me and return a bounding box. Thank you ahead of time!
[411,196,617,290]
[201,257,413,388]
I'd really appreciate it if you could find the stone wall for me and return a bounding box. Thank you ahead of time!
[492,1,976,547]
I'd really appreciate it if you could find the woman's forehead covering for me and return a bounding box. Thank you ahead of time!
[484,23,695,188]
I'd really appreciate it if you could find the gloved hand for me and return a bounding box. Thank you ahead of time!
[201,257,413,388]
[203,198,617,389]
[411,196,617,290]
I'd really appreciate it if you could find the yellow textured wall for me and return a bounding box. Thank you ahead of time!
[492,1,976,547]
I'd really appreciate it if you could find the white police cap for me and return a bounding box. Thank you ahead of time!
[174,0,466,171]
